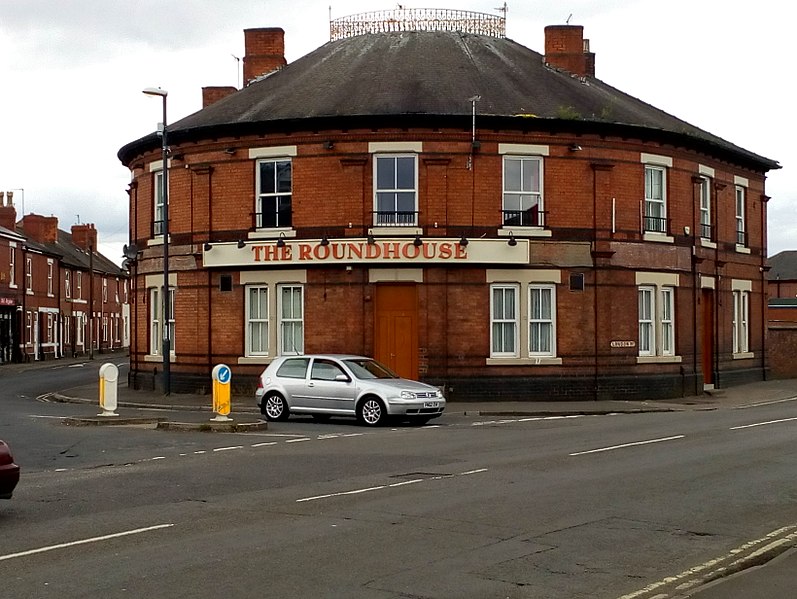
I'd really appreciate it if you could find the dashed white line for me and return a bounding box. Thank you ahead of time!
[286,438,311,443]
[250,441,277,448]
[213,445,243,452]
[0,524,174,563]
[569,435,685,456]
[296,468,488,503]
[730,417,797,430]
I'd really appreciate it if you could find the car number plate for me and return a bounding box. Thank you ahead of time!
[423,401,439,408]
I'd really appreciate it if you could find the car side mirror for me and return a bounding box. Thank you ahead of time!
[335,374,350,382]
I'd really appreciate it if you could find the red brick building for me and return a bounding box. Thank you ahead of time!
[118,10,779,400]
[0,191,128,362]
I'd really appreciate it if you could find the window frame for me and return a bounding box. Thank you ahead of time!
[278,284,304,356]
[490,284,519,358]
[699,176,712,239]
[373,154,418,227]
[47,259,54,296]
[644,165,667,233]
[153,169,166,236]
[502,155,544,228]
[733,289,750,354]
[255,157,292,229]
[25,256,32,293]
[735,185,746,246]
[245,285,270,357]
[638,285,676,357]
[64,270,71,299]
[528,284,556,357]
[8,243,16,289]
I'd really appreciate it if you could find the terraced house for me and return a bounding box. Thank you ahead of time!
[0,191,128,362]
[118,8,779,400]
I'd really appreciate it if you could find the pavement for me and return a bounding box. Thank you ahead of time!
[23,353,795,427]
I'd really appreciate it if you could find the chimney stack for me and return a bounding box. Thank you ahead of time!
[72,223,98,251]
[243,28,286,85]
[0,192,15,231]
[22,214,59,244]
[202,86,238,108]
[544,25,595,77]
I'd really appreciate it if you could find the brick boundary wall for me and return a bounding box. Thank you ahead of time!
[768,322,797,379]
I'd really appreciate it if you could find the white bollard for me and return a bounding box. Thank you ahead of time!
[98,363,120,417]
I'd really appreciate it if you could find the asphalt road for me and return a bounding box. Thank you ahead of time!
[1,365,796,598]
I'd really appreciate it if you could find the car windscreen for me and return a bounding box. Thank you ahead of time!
[343,359,399,379]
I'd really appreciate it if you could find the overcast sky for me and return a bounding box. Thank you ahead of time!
[1,0,794,263]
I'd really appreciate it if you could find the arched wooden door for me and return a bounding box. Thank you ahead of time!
[374,285,418,379]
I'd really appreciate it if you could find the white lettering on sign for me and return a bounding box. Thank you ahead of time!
[610,340,636,348]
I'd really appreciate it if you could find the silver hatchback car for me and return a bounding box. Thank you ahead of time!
[255,355,445,426]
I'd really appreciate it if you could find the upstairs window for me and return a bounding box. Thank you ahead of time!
[735,185,746,246]
[256,159,292,228]
[374,155,417,226]
[47,260,54,296]
[9,244,16,288]
[644,165,667,233]
[153,169,167,236]
[699,176,712,239]
[65,270,71,298]
[503,156,544,227]
[25,257,32,293]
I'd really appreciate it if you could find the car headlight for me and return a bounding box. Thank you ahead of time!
[400,391,416,399]
[435,389,443,398]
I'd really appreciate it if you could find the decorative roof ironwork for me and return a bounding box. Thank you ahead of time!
[330,8,506,40]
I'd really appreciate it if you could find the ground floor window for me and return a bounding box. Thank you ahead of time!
[529,284,556,356]
[488,276,560,362]
[246,286,269,356]
[638,285,675,356]
[149,286,175,356]
[490,284,518,357]
[279,285,304,355]
[733,289,749,354]
[243,283,304,358]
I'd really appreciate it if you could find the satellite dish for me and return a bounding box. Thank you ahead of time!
[122,243,138,259]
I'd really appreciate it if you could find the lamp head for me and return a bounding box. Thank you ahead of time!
[142,87,168,97]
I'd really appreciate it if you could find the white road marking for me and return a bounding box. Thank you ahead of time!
[297,485,386,503]
[736,395,797,409]
[0,524,174,563]
[730,416,797,430]
[286,438,311,443]
[569,435,685,456]
[615,525,797,599]
[250,441,277,448]
[28,414,67,419]
[296,468,488,503]
[213,445,243,452]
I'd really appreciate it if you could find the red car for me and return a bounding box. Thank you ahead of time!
[0,440,20,499]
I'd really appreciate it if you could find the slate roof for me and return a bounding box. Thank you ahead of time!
[15,226,124,276]
[119,30,779,171]
[768,251,797,280]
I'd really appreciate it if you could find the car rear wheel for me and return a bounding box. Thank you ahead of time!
[263,393,289,421]
[357,397,387,427]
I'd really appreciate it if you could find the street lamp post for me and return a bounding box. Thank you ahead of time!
[142,87,170,395]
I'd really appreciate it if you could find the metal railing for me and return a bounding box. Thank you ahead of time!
[256,209,292,229]
[736,229,747,246]
[699,223,713,240]
[502,209,547,228]
[643,215,669,234]
[330,8,506,40]
[152,220,165,237]
[372,211,419,226]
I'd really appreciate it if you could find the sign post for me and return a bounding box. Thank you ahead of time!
[98,363,119,417]
[211,364,233,422]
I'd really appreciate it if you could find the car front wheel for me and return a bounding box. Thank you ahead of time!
[357,397,387,426]
[264,393,289,421]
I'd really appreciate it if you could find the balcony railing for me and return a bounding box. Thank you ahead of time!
[736,229,747,246]
[372,211,418,226]
[643,215,669,234]
[152,220,165,237]
[256,209,292,229]
[699,223,713,240]
[502,209,547,227]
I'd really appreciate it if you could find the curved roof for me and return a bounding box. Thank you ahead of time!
[119,31,778,170]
